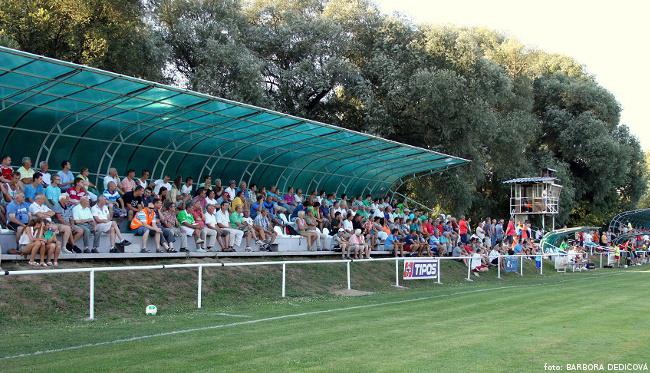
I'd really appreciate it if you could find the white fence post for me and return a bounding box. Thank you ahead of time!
[497,256,501,279]
[394,258,399,287]
[89,270,95,321]
[282,263,286,297]
[466,262,472,281]
[540,255,543,275]
[346,261,351,290]
[197,266,203,309]
[600,252,603,268]
[519,256,523,276]
[436,259,441,284]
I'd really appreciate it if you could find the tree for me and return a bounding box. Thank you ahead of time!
[0,0,167,81]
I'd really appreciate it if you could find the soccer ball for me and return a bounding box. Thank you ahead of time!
[145,305,158,316]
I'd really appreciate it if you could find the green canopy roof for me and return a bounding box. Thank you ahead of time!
[0,46,468,195]
[608,209,650,235]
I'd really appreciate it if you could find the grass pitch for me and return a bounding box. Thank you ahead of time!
[1,262,649,372]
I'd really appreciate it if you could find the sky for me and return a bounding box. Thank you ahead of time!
[375,0,650,149]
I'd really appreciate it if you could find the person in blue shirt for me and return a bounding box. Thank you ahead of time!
[513,240,523,254]
[6,192,31,241]
[263,195,275,216]
[23,172,45,203]
[428,232,440,256]
[250,195,264,219]
[384,228,404,257]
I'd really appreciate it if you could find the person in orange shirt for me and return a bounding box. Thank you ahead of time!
[130,202,162,253]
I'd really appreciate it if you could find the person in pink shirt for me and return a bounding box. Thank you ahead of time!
[348,228,369,259]
[121,169,136,193]
[505,218,516,244]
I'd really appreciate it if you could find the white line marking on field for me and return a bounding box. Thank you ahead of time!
[0,271,629,361]
[214,312,251,318]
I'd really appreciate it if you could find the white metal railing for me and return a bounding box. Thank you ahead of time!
[0,252,639,320]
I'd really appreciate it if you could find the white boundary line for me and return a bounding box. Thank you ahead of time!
[0,272,630,361]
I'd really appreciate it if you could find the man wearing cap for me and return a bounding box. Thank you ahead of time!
[348,229,370,259]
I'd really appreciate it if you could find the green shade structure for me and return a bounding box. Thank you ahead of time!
[540,227,600,253]
[608,209,650,235]
[0,46,468,195]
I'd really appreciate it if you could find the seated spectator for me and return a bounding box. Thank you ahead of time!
[51,193,83,254]
[333,228,350,258]
[201,204,223,252]
[28,194,55,223]
[181,177,193,195]
[19,218,47,267]
[231,190,245,213]
[153,175,172,195]
[45,174,62,207]
[72,197,98,253]
[28,194,61,262]
[143,187,155,206]
[158,200,184,253]
[348,229,370,259]
[253,208,276,248]
[42,219,61,266]
[92,196,130,253]
[77,167,98,198]
[103,181,125,218]
[192,189,207,210]
[284,187,296,208]
[130,202,161,253]
[23,172,44,203]
[250,195,264,219]
[384,228,404,257]
[136,169,150,189]
[296,210,317,251]
[205,189,218,207]
[0,155,13,183]
[471,248,489,276]
[305,209,327,250]
[224,180,237,200]
[103,167,122,194]
[67,177,88,205]
[57,160,75,190]
[342,213,353,233]
[121,169,137,193]
[176,201,205,252]
[169,176,182,203]
[17,157,35,184]
[122,186,144,220]
[39,161,51,187]
[6,191,30,243]
[230,204,257,252]
[216,202,243,251]
[329,211,343,235]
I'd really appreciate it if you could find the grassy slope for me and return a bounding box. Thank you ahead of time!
[0,263,650,371]
[1,256,556,324]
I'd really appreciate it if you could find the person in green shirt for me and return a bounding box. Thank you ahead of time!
[230,205,256,251]
[176,201,204,252]
[559,238,569,252]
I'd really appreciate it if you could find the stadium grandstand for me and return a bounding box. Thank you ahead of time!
[0,46,470,262]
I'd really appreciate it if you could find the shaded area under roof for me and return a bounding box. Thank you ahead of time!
[608,209,650,235]
[0,46,468,196]
[540,227,600,253]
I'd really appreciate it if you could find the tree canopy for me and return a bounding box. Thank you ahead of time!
[1,0,645,226]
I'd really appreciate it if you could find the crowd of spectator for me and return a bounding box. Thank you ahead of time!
[1,155,549,272]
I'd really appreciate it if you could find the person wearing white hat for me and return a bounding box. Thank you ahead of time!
[348,228,369,259]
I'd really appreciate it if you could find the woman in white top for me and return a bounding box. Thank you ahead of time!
[20,218,47,267]
[205,189,218,207]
